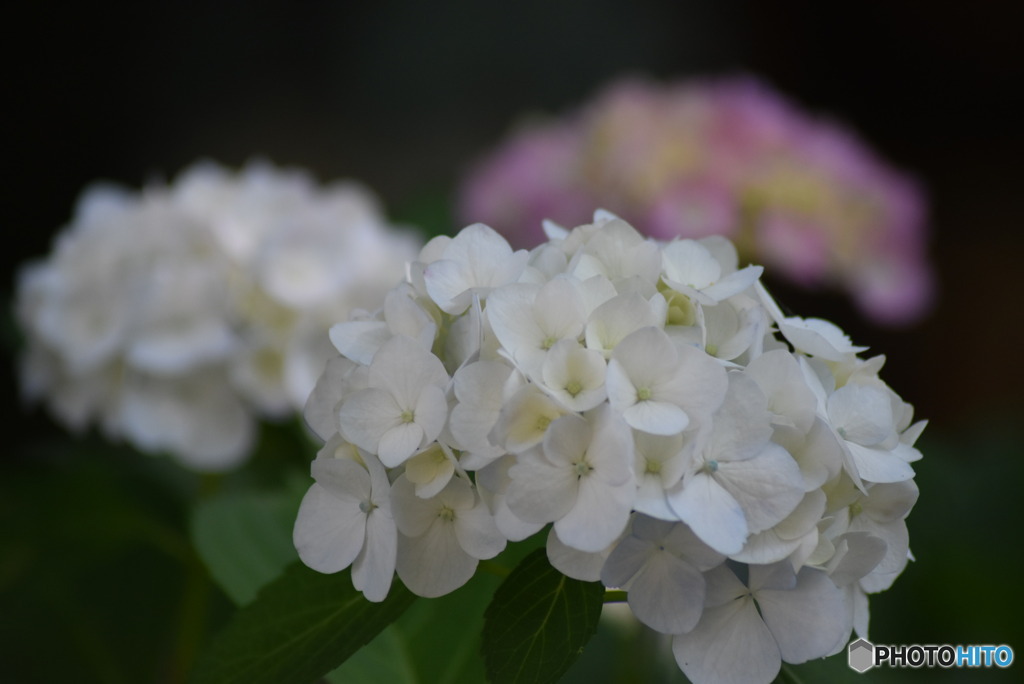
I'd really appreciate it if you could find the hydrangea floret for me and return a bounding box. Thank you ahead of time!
[16,160,420,470]
[295,211,923,684]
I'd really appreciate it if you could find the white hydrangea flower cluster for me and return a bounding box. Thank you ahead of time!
[294,211,923,684]
[16,160,420,471]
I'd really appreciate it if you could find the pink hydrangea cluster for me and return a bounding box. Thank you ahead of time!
[458,77,934,325]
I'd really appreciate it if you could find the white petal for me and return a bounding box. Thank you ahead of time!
[700,265,764,302]
[404,444,455,499]
[126,316,233,374]
[293,484,366,573]
[423,224,528,314]
[730,528,803,566]
[744,349,817,434]
[662,240,721,290]
[555,473,633,552]
[601,534,651,588]
[486,283,543,366]
[389,475,437,537]
[540,340,607,412]
[849,525,910,592]
[454,498,506,560]
[660,519,726,570]
[779,317,867,362]
[475,455,543,541]
[577,406,635,486]
[311,455,371,500]
[623,400,690,435]
[338,387,402,454]
[668,472,748,555]
[534,277,586,340]
[351,507,397,602]
[377,422,425,467]
[863,479,919,522]
[851,584,870,639]
[605,357,639,410]
[396,520,477,598]
[369,335,448,409]
[828,383,895,447]
[706,373,773,462]
[584,293,662,355]
[673,594,780,684]
[670,343,730,422]
[826,532,887,587]
[422,258,474,314]
[490,385,568,453]
[610,327,677,390]
[756,567,847,664]
[303,355,361,442]
[777,417,843,491]
[449,360,512,455]
[384,287,437,347]
[844,442,915,483]
[633,473,678,521]
[413,384,449,443]
[703,562,752,607]
[506,448,578,524]
[628,550,706,634]
[715,443,804,533]
[546,526,611,581]
[329,320,390,366]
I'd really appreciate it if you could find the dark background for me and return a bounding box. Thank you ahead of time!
[3,1,1023,682]
[6,0,1024,428]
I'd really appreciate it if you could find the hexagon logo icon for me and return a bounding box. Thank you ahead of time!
[848,638,875,673]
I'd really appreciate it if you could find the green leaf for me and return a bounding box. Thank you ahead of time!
[481,548,604,684]
[326,529,547,684]
[190,476,307,605]
[325,627,417,684]
[328,563,502,684]
[189,561,417,684]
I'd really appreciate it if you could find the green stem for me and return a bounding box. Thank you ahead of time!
[167,549,211,684]
[603,590,628,603]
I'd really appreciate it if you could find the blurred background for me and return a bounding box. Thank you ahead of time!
[3,1,1022,682]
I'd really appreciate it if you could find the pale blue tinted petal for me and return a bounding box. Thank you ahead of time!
[629,551,706,634]
[757,568,846,664]
[672,596,780,684]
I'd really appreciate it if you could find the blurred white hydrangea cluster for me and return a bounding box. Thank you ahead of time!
[16,160,420,470]
[294,211,923,684]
